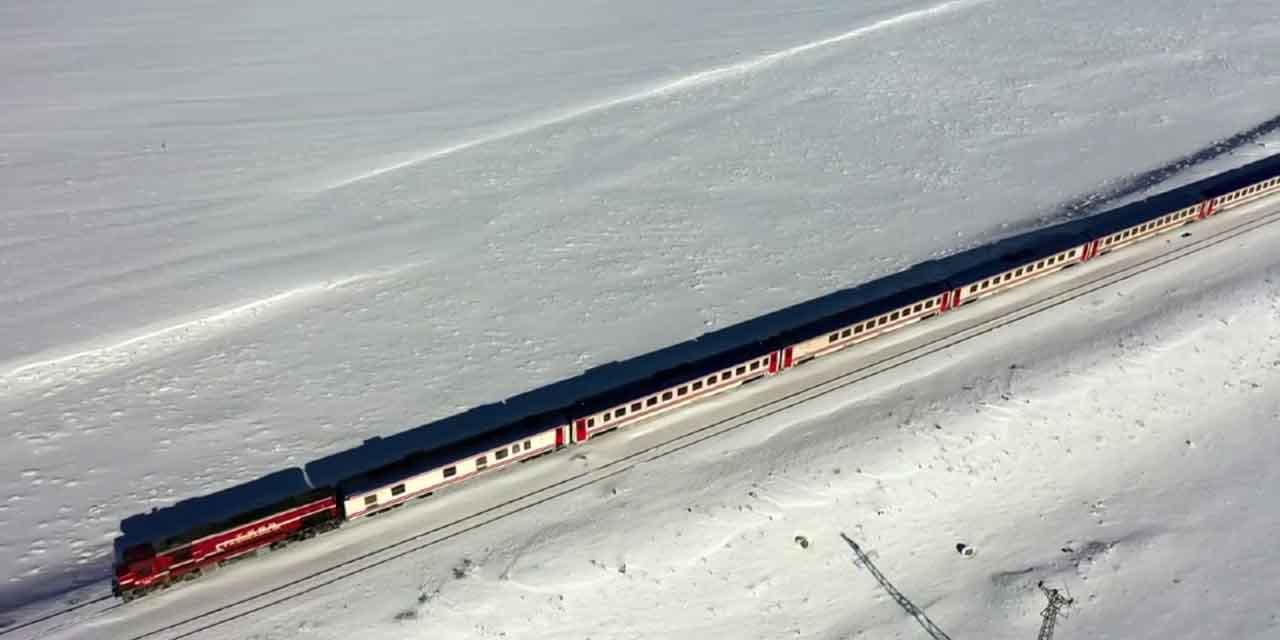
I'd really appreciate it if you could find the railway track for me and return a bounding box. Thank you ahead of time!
[8,194,1280,640]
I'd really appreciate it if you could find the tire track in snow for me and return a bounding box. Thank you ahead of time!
[317,0,993,192]
[0,266,414,394]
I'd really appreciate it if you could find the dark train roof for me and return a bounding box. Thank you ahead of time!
[115,468,322,558]
[570,338,777,418]
[338,411,565,496]
[1200,153,1280,198]
[572,276,961,417]
[944,231,1089,288]
[951,153,1280,286]
[774,278,953,347]
[1080,153,1280,237]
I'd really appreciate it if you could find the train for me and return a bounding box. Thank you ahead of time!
[112,154,1280,601]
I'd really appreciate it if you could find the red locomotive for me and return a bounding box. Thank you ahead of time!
[113,489,339,601]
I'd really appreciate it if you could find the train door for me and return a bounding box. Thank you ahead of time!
[942,288,962,311]
[1197,199,1216,219]
[555,426,568,448]
[769,347,794,374]
[1081,239,1101,262]
[574,419,589,443]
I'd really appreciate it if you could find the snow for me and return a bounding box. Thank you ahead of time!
[3,0,1280,638]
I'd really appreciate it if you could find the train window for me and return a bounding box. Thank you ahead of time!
[842,329,851,338]
[477,456,487,467]
[496,449,508,460]
[1015,268,1023,276]
[708,375,718,384]
[890,311,900,321]
[392,484,406,496]
[443,466,457,478]
[925,300,934,308]
[588,418,596,427]
[829,334,838,343]
[524,440,532,451]
[750,361,760,371]
[365,495,378,506]
[854,324,864,334]
[1005,273,1012,281]
[663,391,673,401]
[737,366,747,375]
[970,285,978,293]
[679,385,689,395]
[616,407,627,417]
[647,397,657,407]
[631,402,641,411]
[603,411,611,421]
[980,281,988,290]
[912,304,921,313]
[876,316,886,326]
[692,381,703,391]
[1037,260,1046,268]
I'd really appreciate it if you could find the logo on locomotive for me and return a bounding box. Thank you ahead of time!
[214,521,284,552]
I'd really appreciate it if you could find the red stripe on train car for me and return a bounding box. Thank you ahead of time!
[1198,200,1215,219]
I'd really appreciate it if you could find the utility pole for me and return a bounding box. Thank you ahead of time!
[1036,581,1073,640]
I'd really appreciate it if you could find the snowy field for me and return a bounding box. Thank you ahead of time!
[2,0,1280,637]
[18,178,1280,640]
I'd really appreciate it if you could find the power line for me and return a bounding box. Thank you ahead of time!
[840,533,953,640]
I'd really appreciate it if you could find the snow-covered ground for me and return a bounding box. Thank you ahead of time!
[3,0,1280,637]
[22,179,1280,640]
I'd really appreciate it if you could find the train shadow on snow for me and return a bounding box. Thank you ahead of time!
[5,115,1278,619]
[1001,112,1280,238]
